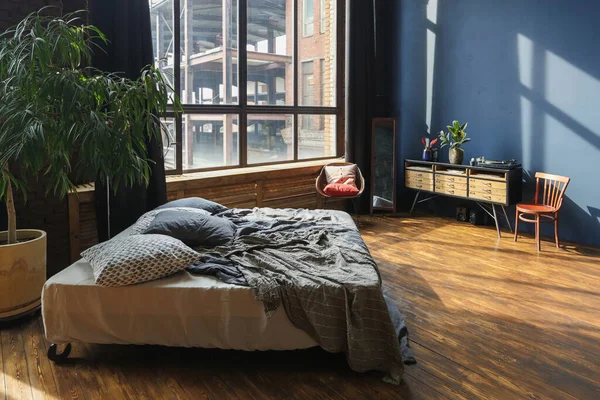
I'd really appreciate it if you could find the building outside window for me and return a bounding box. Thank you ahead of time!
[149,0,342,173]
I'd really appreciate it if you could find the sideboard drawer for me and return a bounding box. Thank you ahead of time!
[436,174,468,185]
[435,180,468,191]
[406,181,433,192]
[436,186,467,197]
[406,171,434,192]
[469,189,506,204]
[406,170,434,182]
[470,178,506,191]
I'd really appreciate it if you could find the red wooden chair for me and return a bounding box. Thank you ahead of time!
[514,172,570,251]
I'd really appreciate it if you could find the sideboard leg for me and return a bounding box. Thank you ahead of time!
[501,206,513,232]
[409,192,420,217]
[492,204,501,238]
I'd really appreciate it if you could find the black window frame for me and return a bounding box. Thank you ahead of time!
[160,0,346,175]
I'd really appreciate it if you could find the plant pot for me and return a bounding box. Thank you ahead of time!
[0,230,47,321]
[449,148,464,164]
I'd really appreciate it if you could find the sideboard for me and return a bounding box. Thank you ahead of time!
[405,160,523,237]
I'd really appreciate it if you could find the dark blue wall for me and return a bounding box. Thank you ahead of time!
[392,0,600,246]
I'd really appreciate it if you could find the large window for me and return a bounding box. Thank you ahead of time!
[150,0,343,173]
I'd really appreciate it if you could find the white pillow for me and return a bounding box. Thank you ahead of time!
[324,164,357,184]
[81,234,201,287]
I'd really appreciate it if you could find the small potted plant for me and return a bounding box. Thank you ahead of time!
[438,121,471,164]
[421,137,438,161]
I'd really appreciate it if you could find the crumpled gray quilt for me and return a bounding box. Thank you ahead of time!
[189,207,412,383]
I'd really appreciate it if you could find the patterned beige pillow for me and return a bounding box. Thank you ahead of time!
[324,164,357,184]
[81,234,201,287]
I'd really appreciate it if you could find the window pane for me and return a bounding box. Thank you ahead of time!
[150,0,175,104]
[182,114,239,170]
[179,0,238,105]
[299,114,335,159]
[247,0,293,105]
[161,117,177,170]
[320,0,325,33]
[248,114,293,164]
[303,0,314,36]
[298,0,335,106]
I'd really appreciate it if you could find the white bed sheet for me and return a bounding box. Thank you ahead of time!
[42,260,318,350]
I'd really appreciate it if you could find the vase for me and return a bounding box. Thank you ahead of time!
[449,148,464,164]
[422,148,432,161]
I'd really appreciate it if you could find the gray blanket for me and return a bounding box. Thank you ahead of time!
[190,208,409,383]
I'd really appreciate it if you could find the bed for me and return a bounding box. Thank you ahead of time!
[42,206,411,383]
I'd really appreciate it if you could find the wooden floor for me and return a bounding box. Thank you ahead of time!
[1,215,599,399]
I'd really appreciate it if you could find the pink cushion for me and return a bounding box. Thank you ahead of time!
[323,182,360,196]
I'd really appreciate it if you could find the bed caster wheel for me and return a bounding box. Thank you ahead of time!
[48,343,72,363]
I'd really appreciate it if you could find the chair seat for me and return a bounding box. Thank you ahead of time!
[517,204,557,213]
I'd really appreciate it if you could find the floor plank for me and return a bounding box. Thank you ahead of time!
[1,214,599,399]
[1,321,34,400]
[21,317,60,400]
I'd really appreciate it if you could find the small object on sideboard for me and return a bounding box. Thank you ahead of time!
[470,158,476,166]
[469,209,485,226]
[456,207,469,222]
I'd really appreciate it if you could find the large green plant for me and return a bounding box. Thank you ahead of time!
[0,9,177,244]
[438,120,471,150]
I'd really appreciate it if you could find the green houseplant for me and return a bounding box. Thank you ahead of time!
[0,9,176,319]
[438,120,471,164]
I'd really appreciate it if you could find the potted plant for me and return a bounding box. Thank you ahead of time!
[438,121,471,164]
[0,9,176,320]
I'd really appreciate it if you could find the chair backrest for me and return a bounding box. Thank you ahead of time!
[316,162,365,198]
[534,172,570,210]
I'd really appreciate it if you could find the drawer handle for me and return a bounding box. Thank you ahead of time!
[484,189,492,193]
[484,195,492,200]
[448,178,455,182]
[448,184,455,188]
[416,184,422,188]
[484,182,492,187]
[448,189,454,194]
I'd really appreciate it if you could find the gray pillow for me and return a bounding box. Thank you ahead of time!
[81,234,201,287]
[156,197,228,215]
[143,210,236,247]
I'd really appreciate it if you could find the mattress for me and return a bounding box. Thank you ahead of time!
[42,259,318,350]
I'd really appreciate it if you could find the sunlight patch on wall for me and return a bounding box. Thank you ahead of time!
[545,50,600,136]
[520,95,533,167]
[427,0,438,24]
[517,33,534,90]
[425,0,438,133]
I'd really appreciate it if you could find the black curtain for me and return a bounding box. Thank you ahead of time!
[345,0,377,213]
[90,0,168,241]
